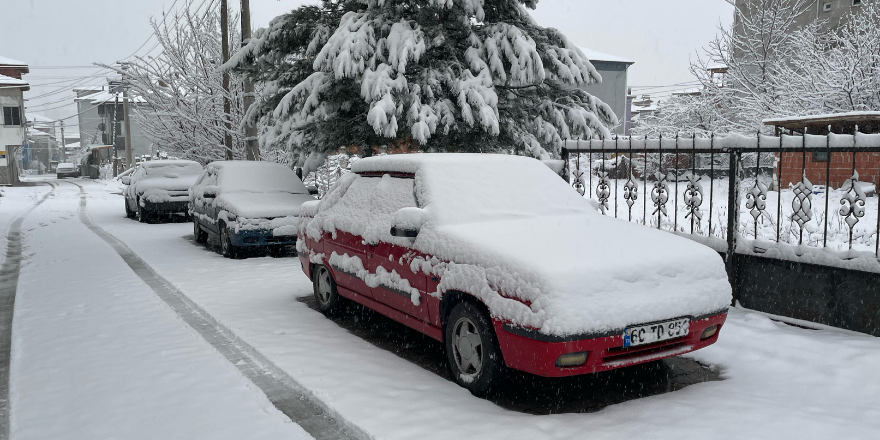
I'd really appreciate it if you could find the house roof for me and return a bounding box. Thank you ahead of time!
[763,111,880,129]
[0,73,29,90]
[76,89,146,104]
[578,47,634,65]
[0,56,29,75]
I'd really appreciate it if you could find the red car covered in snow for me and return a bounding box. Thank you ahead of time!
[297,154,730,396]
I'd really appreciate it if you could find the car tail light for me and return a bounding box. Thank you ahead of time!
[555,352,588,368]
[701,325,718,340]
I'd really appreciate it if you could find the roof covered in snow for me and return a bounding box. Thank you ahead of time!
[0,56,27,67]
[0,73,28,88]
[577,47,634,65]
[763,111,880,129]
[77,89,147,104]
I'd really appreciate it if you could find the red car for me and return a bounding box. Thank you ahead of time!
[298,154,731,396]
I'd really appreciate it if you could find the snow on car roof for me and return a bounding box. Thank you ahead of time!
[142,160,201,168]
[208,161,308,194]
[352,153,592,225]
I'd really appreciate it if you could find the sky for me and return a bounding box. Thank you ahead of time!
[0,0,733,131]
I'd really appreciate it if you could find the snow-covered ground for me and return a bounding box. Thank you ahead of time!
[57,178,880,440]
[6,179,312,440]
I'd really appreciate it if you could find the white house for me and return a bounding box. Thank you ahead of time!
[0,55,29,185]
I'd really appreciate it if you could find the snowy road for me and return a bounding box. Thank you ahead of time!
[4,178,880,439]
[4,180,313,440]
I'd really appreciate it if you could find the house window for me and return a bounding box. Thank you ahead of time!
[2,107,21,126]
[823,2,833,11]
[853,0,862,6]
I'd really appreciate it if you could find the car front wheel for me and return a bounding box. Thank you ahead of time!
[445,301,507,397]
[312,265,341,315]
[125,200,136,219]
[219,226,240,259]
[137,203,151,223]
[193,219,208,244]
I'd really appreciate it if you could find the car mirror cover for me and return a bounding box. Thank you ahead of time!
[390,226,419,238]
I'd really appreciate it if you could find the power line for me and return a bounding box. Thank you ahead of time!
[120,0,182,61]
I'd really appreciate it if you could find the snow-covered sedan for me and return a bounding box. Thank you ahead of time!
[298,154,732,396]
[190,161,317,259]
[55,163,79,179]
[122,160,204,223]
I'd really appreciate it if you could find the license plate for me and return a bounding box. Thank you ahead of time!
[623,318,690,347]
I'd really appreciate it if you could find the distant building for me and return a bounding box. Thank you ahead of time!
[0,55,29,185]
[579,47,634,135]
[734,0,873,39]
[764,112,880,188]
[74,84,150,165]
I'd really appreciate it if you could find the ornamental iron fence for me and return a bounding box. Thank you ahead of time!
[561,131,880,336]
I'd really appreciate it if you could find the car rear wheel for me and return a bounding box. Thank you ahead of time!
[193,219,208,244]
[312,265,342,316]
[445,301,507,397]
[219,226,240,259]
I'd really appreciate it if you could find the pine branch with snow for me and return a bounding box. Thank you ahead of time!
[227,0,617,168]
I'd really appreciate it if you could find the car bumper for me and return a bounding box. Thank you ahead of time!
[56,172,78,178]
[141,200,190,214]
[494,311,728,378]
[229,229,297,247]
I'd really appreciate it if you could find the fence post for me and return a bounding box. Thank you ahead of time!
[561,147,570,183]
[725,149,740,304]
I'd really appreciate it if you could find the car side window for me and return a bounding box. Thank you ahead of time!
[321,175,416,245]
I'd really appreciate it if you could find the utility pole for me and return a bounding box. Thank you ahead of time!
[121,62,134,170]
[59,120,67,162]
[240,0,259,161]
[112,93,120,177]
[221,0,234,160]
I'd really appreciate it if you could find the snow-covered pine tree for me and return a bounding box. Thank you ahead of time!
[227,0,617,171]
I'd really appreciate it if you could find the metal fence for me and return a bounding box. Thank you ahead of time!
[561,132,880,335]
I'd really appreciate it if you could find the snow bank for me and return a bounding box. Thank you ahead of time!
[303,153,731,336]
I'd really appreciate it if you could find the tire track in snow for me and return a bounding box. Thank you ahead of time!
[65,181,363,440]
[0,182,57,440]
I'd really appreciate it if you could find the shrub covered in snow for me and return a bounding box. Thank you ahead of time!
[227,0,617,169]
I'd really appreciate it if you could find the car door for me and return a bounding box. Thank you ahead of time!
[200,168,221,235]
[362,176,431,322]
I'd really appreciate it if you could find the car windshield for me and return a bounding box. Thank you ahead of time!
[418,156,594,225]
[57,163,74,169]
[143,162,203,178]
[219,163,307,194]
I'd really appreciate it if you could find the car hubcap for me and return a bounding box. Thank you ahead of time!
[452,318,483,376]
[317,269,332,305]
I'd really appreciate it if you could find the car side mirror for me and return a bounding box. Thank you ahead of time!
[307,185,319,196]
[202,191,216,199]
[390,207,427,238]
[121,176,131,185]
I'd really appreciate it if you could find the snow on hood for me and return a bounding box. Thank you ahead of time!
[217,192,316,219]
[345,154,732,336]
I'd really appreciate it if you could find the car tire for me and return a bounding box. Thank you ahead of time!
[219,225,240,259]
[193,219,208,244]
[137,204,151,223]
[312,265,342,316]
[445,300,507,397]
[268,246,287,258]
[124,200,136,219]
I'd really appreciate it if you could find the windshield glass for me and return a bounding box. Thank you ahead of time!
[218,162,307,194]
[418,155,593,225]
[143,162,204,178]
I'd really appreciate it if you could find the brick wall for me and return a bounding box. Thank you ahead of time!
[777,152,880,189]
